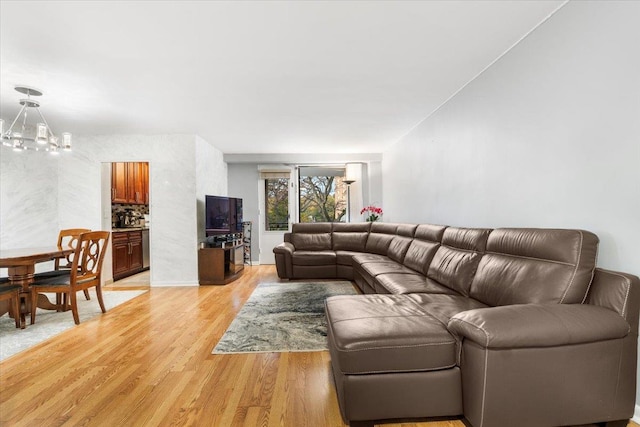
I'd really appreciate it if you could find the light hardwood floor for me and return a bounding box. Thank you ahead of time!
[0,265,637,427]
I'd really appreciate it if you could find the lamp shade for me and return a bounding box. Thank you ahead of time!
[344,163,358,184]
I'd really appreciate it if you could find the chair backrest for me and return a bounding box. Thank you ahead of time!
[56,228,91,270]
[70,231,110,286]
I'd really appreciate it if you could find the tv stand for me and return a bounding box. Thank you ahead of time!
[198,242,244,285]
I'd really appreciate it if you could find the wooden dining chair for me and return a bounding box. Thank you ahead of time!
[34,228,92,300]
[0,283,23,328]
[30,231,110,325]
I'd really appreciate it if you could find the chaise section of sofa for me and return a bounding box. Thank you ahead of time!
[273,222,639,427]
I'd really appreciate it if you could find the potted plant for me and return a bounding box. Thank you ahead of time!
[361,205,383,222]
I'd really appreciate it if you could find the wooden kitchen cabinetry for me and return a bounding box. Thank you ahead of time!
[111,162,149,205]
[113,230,143,280]
[112,162,128,203]
[141,162,150,204]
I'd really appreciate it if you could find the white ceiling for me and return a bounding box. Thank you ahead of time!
[0,1,565,154]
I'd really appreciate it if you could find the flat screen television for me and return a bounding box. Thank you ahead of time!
[205,195,243,235]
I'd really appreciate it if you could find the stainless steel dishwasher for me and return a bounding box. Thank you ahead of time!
[142,228,150,269]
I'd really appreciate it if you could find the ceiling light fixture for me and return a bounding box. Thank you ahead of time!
[0,86,72,154]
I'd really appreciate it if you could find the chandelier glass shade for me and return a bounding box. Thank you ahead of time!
[1,86,72,154]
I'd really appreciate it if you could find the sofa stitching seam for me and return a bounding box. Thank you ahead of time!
[480,347,489,427]
[331,313,431,323]
[604,270,632,318]
[343,362,457,375]
[448,317,490,347]
[581,243,599,304]
[337,341,456,352]
[560,231,583,304]
[484,251,574,266]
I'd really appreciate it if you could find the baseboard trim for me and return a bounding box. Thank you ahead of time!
[150,281,198,287]
[633,403,640,423]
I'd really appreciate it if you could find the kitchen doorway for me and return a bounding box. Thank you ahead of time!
[101,161,151,287]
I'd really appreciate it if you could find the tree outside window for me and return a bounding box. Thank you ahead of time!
[265,178,289,231]
[299,173,347,223]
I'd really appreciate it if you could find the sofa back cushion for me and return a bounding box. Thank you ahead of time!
[333,232,368,252]
[469,228,599,306]
[403,224,447,275]
[330,222,371,252]
[292,223,332,233]
[403,241,440,275]
[332,222,372,233]
[414,224,447,242]
[427,227,491,296]
[365,223,399,255]
[291,233,332,251]
[290,223,333,250]
[396,224,418,237]
[387,236,413,263]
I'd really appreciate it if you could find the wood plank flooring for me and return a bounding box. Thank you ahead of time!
[0,265,637,427]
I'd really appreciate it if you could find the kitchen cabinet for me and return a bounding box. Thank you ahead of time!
[112,162,128,203]
[141,162,150,204]
[113,230,144,280]
[111,162,149,205]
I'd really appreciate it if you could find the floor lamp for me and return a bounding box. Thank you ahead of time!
[344,164,357,223]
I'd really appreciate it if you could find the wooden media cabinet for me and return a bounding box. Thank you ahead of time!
[198,242,244,285]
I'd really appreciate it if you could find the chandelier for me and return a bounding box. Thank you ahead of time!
[0,86,72,154]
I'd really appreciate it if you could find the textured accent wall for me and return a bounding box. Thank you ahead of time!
[0,150,60,275]
[195,135,228,243]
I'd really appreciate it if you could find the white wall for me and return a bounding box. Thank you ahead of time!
[365,161,383,216]
[1,134,227,286]
[228,164,260,263]
[383,0,640,412]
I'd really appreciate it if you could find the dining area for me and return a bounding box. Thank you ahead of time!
[0,229,111,329]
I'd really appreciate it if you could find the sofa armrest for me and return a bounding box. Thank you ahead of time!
[273,241,295,255]
[448,304,630,348]
[273,242,295,278]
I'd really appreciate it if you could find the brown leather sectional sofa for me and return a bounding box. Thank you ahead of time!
[273,222,639,427]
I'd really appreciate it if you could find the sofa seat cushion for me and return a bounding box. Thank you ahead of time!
[352,253,390,264]
[358,261,417,277]
[325,294,458,374]
[353,260,416,290]
[336,250,366,266]
[375,274,460,296]
[292,250,336,266]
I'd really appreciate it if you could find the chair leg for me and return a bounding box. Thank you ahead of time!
[19,294,26,329]
[96,284,106,313]
[30,289,38,325]
[70,291,80,325]
[11,292,21,329]
[83,289,91,300]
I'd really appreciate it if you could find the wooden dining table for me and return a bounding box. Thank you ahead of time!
[0,246,74,317]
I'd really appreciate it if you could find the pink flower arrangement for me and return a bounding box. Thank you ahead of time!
[360,205,383,222]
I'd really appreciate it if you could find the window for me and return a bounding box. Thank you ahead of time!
[264,177,289,231]
[298,167,347,223]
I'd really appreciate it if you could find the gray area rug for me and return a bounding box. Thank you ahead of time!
[213,281,358,354]
[0,290,147,361]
